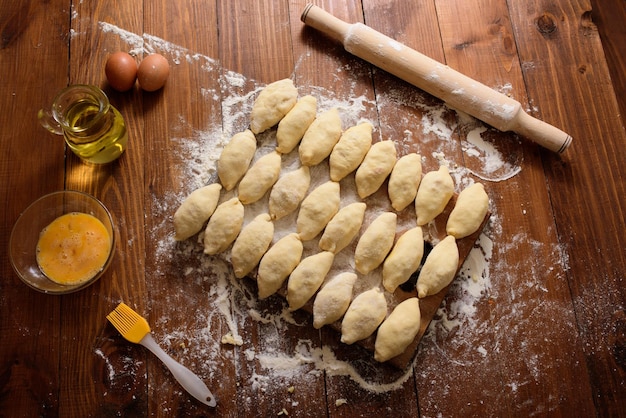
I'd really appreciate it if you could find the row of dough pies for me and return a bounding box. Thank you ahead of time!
[173,79,490,363]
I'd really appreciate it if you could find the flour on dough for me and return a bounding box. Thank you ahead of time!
[354,212,397,275]
[238,150,282,205]
[388,153,421,211]
[382,226,424,293]
[312,272,357,329]
[269,165,311,220]
[217,130,257,191]
[296,180,340,241]
[249,78,298,134]
[329,122,372,182]
[374,297,421,362]
[355,140,397,199]
[276,95,317,154]
[341,287,387,344]
[446,182,489,239]
[416,235,459,298]
[257,233,303,299]
[299,108,342,166]
[203,197,245,255]
[231,213,274,279]
[415,165,454,225]
[318,202,366,254]
[173,183,222,241]
[287,251,335,311]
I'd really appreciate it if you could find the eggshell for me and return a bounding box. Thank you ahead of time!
[105,52,137,92]
[137,54,170,92]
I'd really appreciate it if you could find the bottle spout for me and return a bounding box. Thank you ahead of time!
[38,108,63,135]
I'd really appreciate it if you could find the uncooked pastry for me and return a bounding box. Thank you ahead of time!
[446,182,489,239]
[296,180,341,241]
[217,130,257,191]
[276,95,317,154]
[388,153,422,211]
[416,235,459,298]
[318,202,366,254]
[355,140,397,199]
[173,183,222,241]
[382,227,424,293]
[257,233,303,299]
[374,297,421,362]
[354,212,397,274]
[329,122,372,181]
[312,272,357,329]
[203,197,245,255]
[415,165,454,225]
[287,251,335,311]
[237,150,282,205]
[269,165,311,220]
[231,213,274,279]
[341,287,387,344]
[249,78,298,134]
[299,108,342,166]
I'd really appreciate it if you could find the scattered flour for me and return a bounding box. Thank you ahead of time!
[95,22,547,400]
[421,106,455,140]
[462,125,523,182]
[94,348,116,381]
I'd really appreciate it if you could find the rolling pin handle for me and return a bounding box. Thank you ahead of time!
[511,111,573,154]
[301,4,350,43]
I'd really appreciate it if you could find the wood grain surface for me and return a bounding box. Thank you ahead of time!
[1,0,625,417]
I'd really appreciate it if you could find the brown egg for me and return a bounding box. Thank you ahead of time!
[105,52,138,92]
[137,54,170,92]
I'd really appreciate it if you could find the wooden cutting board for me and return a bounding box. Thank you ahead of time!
[243,152,490,370]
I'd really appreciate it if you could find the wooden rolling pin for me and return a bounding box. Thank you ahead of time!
[301,4,572,154]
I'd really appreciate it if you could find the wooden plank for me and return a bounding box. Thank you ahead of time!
[356,0,508,416]
[0,0,67,416]
[59,1,148,416]
[416,0,597,416]
[290,0,421,415]
[509,0,626,415]
[292,0,556,414]
[590,0,626,129]
[216,2,329,417]
[219,0,295,84]
[292,3,387,417]
[141,0,228,416]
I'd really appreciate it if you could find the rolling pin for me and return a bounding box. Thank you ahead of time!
[301,4,572,153]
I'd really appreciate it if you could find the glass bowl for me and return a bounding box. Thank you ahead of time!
[9,190,116,294]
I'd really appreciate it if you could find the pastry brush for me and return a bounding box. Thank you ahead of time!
[106,302,217,407]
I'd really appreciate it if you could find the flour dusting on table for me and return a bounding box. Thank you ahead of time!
[97,23,560,400]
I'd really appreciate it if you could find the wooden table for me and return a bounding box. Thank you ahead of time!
[2,0,625,416]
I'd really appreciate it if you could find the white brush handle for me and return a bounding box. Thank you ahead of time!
[140,333,217,407]
[301,4,572,153]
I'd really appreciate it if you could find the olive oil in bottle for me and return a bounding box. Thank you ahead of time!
[63,99,128,164]
[39,85,128,164]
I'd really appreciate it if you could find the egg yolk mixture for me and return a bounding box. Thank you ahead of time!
[36,212,112,285]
